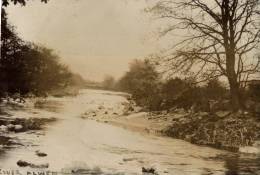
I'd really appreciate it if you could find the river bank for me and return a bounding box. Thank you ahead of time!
[0,89,260,174]
[81,100,260,154]
[0,89,230,175]
[0,101,57,159]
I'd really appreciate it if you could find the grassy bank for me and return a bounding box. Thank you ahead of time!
[161,111,260,152]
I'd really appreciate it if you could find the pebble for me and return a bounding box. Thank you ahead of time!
[14,125,23,131]
[36,150,48,157]
[0,125,8,132]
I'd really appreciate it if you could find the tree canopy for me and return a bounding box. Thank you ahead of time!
[0,0,75,98]
[2,0,48,7]
[149,0,260,111]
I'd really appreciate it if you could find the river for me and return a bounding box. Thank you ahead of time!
[0,89,259,175]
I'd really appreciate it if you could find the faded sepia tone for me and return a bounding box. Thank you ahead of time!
[6,0,160,81]
[0,0,260,175]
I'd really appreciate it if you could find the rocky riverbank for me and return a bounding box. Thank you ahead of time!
[161,110,260,152]
[0,102,57,154]
[82,100,260,153]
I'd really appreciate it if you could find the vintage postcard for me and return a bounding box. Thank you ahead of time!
[0,0,260,174]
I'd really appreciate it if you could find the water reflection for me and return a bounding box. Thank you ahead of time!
[225,154,260,175]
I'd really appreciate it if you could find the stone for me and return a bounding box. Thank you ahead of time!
[142,167,157,174]
[0,125,8,132]
[7,124,14,129]
[36,150,47,157]
[17,160,49,168]
[14,125,23,132]
[17,160,30,167]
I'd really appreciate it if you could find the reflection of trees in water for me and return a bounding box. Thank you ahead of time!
[225,154,260,175]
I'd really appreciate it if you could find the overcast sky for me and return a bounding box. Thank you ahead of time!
[6,0,160,81]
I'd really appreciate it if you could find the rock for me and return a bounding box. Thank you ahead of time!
[142,167,157,174]
[36,150,47,157]
[14,125,23,132]
[123,158,135,162]
[7,124,14,130]
[17,160,49,168]
[6,124,24,132]
[17,160,30,167]
[0,125,8,132]
[0,136,12,145]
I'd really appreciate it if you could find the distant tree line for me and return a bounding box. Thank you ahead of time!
[104,59,259,112]
[0,2,84,99]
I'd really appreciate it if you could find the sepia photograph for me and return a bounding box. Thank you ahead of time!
[0,0,260,174]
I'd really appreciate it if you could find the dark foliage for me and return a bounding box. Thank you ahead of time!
[248,81,260,102]
[159,78,227,111]
[118,59,162,110]
[1,9,73,98]
[2,0,48,7]
[118,61,228,111]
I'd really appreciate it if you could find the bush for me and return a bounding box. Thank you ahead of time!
[117,59,162,110]
[159,78,228,111]
[248,81,260,102]
[118,58,228,112]
[1,11,74,98]
[102,75,116,90]
[160,78,186,108]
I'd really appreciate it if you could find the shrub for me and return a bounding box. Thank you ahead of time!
[117,59,162,110]
[248,81,260,102]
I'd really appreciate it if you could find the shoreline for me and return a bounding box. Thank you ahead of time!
[1,91,260,157]
[86,109,260,154]
[0,89,259,175]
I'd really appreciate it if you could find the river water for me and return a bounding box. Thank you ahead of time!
[0,89,259,175]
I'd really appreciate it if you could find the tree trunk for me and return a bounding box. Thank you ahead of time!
[221,0,242,112]
[228,78,240,112]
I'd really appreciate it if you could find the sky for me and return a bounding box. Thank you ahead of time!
[6,0,160,81]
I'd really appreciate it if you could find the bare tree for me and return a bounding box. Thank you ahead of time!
[149,0,260,111]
